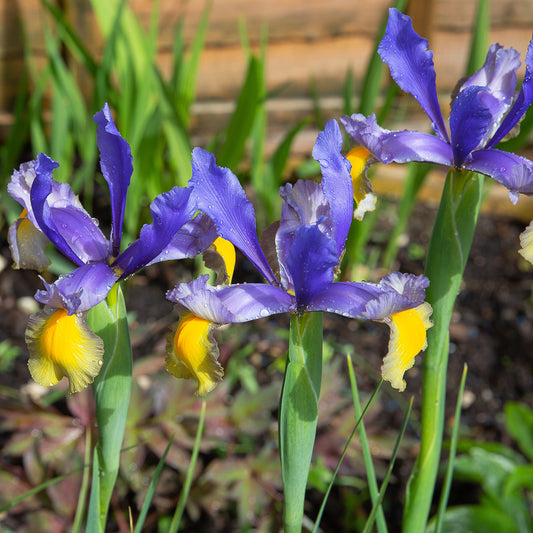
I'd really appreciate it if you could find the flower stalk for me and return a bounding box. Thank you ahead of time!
[403,169,484,532]
[279,312,323,533]
[86,283,132,532]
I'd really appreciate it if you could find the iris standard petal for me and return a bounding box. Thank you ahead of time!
[35,263,119,314]
[462,44,520,107]
[449,86,494,167]
[488,36,533,148]
[114,186,196,277]
[312,119,353,255]
[30,154,106,267]
[48,204,109,264]
[190,148,277,285]
[277,180,331,291]
[94,103,133,256]
[466,148,533,201]
[25,307,104,393]
[167,275,294,323]
[8,161,40,227]
[30,155,82,266]
[166,312,223,396]
[378,8,448,141]
[147,213,218,266]
[286,224,338,312]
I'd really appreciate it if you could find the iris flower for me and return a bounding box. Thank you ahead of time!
[341,8,533,205]
[7,103,216,393]
[165,119,433,396]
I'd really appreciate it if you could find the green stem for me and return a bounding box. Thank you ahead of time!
[279,312,323,533]
[403,169,484,532]
[86,283,133,532]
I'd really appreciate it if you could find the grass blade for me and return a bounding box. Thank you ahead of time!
[362,397,414,533]
[168,401,207,533]
[312,370,383,533]
[434,364,469,533]
[134,435,175,533]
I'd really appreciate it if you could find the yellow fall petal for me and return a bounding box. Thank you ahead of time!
[166,312,224,396]
[203,237,236,285]
[25,308,104,394]
[346,147,376,221]
[8,210,51,271]
[381,302,433,392]
[519,221,533,264]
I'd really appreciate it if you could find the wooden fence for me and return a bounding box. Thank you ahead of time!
[1,0,533,217]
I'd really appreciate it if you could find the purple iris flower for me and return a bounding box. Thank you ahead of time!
[7,103,217,393]
[341,8,533,204]
[8,103,216,315]
[165,120,432,395]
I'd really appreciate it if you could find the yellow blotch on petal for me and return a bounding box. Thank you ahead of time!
[519,221,533,264]
[8,210,51,271]
[166,313,223,396]
[25,308,104,394]
[203,237,236,285]
[381,302,433,392]
[346,147,376,221]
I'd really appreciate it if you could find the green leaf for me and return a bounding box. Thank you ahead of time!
[134,436,174,533]
[504,464,533,494]
[504,402,533,462]
[86,284,132,531]
[217,55,261,169]
[279,312,323,533]
[404,170,484,533]
[465,0,490,76]
[427,506,519,533]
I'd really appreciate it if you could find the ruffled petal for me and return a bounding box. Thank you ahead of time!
[309,272,429,318]
[147,212,218,266]
[381,131,454,166]
[114,186,196,277]
[341,113,394,163]
[381,302,433,391]
[35,263,119,314]
[519,220,533,264]
[167,275,294,323]
[277,180,331,290]
[346,147,376,220]
[190,148,277,285]
[465,148,533,201]
[286,224,338,311]
[312,119,353,254]
[488,36,533,148]
[94,103,133,256]
[341,114,453,166]
[25,307,104,393]
[378,8,448,141]
[461,43,520,108]
[166,312,223,396]
[449,86,493,166]
[8,212,51,271]
[30,154,107,266]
